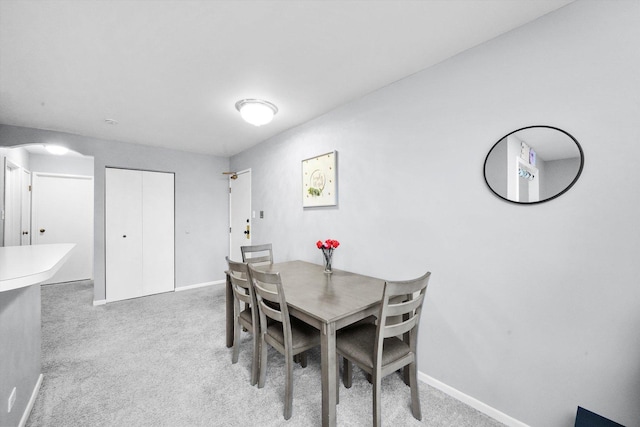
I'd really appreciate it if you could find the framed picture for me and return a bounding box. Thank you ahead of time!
[302,151,337,207]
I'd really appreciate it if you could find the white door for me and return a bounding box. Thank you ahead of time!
[31,173,94,283]
[141,171,174,296]
[20,169,31,245]
[3,160,21,246]
[105,168,143,301]
[105,168,174,302]
[229,170,251,262]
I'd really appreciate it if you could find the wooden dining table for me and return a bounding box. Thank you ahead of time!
[225,260,386,427]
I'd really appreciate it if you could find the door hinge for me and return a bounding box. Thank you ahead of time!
[229,227,232,233]
[229,187,232,193]
[28,185,32,191]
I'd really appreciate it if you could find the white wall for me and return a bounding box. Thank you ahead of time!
[230,1,640,426]
[0,126,231,301]
[29,152,94,176]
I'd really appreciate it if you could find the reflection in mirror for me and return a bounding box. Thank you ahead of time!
[484,126,583,204]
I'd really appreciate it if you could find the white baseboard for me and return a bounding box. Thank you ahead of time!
[92,280,224,305]
[19,373,43,427]
[419,372,529,427]
[175,279,225,292]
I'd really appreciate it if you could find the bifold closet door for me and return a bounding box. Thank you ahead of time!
[106,168,174,302]
[141,171,174,296]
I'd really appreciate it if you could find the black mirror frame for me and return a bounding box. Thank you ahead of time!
[483,125,584,205]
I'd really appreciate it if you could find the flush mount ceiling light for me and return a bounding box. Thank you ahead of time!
[235,99,278,126]
[45,145,69,155]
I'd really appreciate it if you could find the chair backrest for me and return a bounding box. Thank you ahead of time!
[247,264,292,346]
[226,256,256,312]
[375,272,431,364]
[241,243,273,266]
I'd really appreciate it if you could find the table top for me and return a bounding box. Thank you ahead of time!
[259,260,386,328]
[0,243,76,292]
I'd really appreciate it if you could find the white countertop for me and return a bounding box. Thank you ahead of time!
[0,243,76,292]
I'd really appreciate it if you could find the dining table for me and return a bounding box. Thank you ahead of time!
[225,260,386,427]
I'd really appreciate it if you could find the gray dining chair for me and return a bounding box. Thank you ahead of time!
[226,256,260,386]
[247,263,320,420]
[241,243,273,266]
[336,271,431,427]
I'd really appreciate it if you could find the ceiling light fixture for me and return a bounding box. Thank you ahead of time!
[235,99,278,126]
[45,145,69,155]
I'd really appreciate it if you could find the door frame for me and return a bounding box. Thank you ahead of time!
[229,168,251,260]
[3,159,23,246]
[20,168,31,245]
[105,167,175,302]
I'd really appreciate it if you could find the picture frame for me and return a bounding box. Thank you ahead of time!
[302,151,337,207]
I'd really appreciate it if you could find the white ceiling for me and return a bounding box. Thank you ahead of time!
[0,0,574,157]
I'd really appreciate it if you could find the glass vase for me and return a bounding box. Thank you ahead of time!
[322,248,333,274]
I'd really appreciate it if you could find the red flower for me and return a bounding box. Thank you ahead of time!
[317,239,340,249]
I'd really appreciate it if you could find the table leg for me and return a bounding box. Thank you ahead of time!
[321,322,337,427]
[225,273,233,348]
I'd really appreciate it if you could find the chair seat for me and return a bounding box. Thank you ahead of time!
[240,308,274,328]
[267,318,320,352]
[337,324,410,369]
[239,308,253,325]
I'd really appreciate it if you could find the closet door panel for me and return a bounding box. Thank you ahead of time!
[142,171,175,295]
[105,168,143,301]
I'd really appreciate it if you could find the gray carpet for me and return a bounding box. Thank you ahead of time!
[27,281,504,426]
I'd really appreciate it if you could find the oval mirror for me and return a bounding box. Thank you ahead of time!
[484,126,583,204]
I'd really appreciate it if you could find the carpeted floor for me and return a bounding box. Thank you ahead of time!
[27,281,504,426]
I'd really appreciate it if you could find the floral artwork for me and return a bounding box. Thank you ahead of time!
[302,151,337,207]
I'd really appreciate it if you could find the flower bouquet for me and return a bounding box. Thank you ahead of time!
[316,239,340,273]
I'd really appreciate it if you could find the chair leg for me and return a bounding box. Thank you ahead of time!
[403,366,410,386]
[343,358,353,388]
[258,334,267,389]
[232,318,240,364]
[336,356,340,405]
[409,362,422,420]
[284,352,293,420]
[373,372,382,427]
[250,333,259,386]
[299,352,308,368]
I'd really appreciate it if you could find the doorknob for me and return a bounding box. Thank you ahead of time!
[39,229,46,233]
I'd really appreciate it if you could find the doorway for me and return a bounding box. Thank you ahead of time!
[2,159,24,246]
[0,144,95,284]
[229,169,251,262]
